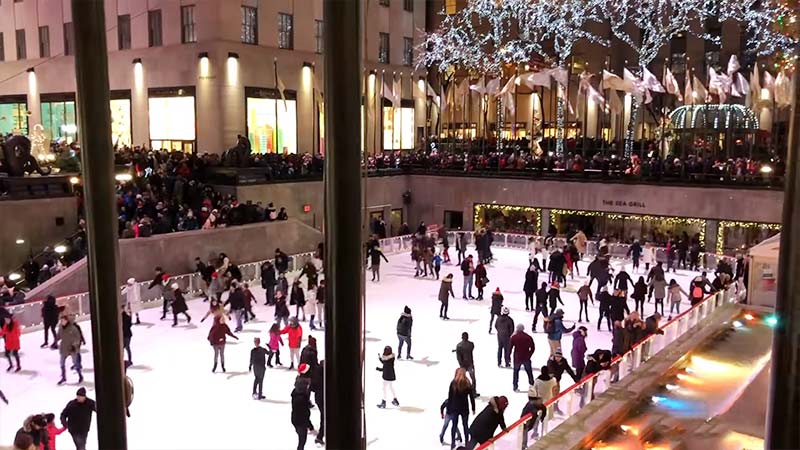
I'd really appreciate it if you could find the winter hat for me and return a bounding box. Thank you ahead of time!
[403,306,411,314]
[501,306,509,315]
[555,308,564,316]
[298,363,310,375]
[127,278,136,285]
[496,395,509,411]
[495,287,501,293]
[171,283,179,290]
[516,323,525,332]
[76,387,87,397]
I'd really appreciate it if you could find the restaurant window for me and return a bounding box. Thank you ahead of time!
[149,88,196,153]
[0,100,28,135]
[382,100,414,150]
[246,87,298,154]
[63,23,74,56]
[41,98,77,143]
[474,204,541,235]
[403,37,413,66]
[148,10,162,47]
[181,5,197,44]
[445,0,457,15]
[118,15,131,50]
[38,26,49,58]
[110,96,132,147]
[403,0,413,12]
[278,13,293,49]
[379,32,389,64]
[241,6,258,45]
[15,29,25,60]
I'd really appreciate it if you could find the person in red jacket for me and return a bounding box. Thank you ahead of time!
[44,413,66,450]
[281,317,303,370]
[509,324,535,392]
[208,316,239,373]
[0,314,21,372]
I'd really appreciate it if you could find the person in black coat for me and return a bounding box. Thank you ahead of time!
[291,377,313,450]
[376,346,399,408]
[122,308,133,365]
[493,307,514,367]
[300,336,319,370]
[396,306,413,359]
[41,294,60,349]
[275,248,290,274]
[170,284,191,327]
[455,332,478,395]
[488,288,504,333]
[547,282,564,312]
[60,388,96,450]
[289,280,306,321]
[260,261,277,305]
[532,282,549,332]
[225,284,246,332]
[311,360,325,446]
[613,268,634,297]
[609,293,631,323]
[368,246,390,282]
[249,337,268,400]
[548,250,566,284]
[523,264,539,311]
[631,276,647,316]
[597,288,613,331]
[466,396,508,450]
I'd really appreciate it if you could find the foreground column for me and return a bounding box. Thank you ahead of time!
[71,1,128,448]
[323,0,364,449]
[766,68,800,449]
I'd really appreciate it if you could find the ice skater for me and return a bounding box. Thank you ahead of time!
[396,306,413,359]
[314,280,326,329]
[376,346,399,408]
[433,250,443,280]
[1,314,21,372]
[523,263,540,311]
[261,260,277,305]
[455,332,478,396]
[122,278,141,325]
[439,274,455,319]
[489,288,504,332]
[290,280,306,321]
[122,306,133,365]
[57,314,84,385]
[60,388,96,450]
[268,323,284,367]
[225,282,246,332]
[494,307,514,367]
[208,315,239,373]
[249,337,268,399]
[368,245,389,282]
[281,317,303,370]
[532,282,549,332]
[291,368,314,450]
[461,255,475,300]
[148,267,169,320]
[274,290,291,327]
[576,282,593,322]
[40,294,61,348]
[170,283,192,327]
[475,262,488,300]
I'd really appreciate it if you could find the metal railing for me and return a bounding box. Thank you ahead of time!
[475,284,737,450]
[8,233,414,331]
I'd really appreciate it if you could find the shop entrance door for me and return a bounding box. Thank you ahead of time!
[390,208,403,236]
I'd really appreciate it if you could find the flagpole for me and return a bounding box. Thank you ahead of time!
[660,58,668,160]
[274,58,279,154]
[514,67,519,140]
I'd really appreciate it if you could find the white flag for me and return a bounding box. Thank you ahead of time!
[664,68,682,100]
[708,67,732,104]
[521,71,553,89]
[642,67,665,93]
[469,78,486,95]
[587,85,605,105]
[624,68,651,104]
[393,75,402,107]
[384,79,395,106]
[727,55,741,77]
[608,89,623,113]
[578,71,594,95]
[763,70,775,90]
[603,70,634,92]
[499,76,517,114]
[692,75,708,103]
[276,72,288,111]
[775,70,792,108]
[684,71,693,105]
[485,78,501,96]
[498,76,517,95]
[551,68,568,87]
[732,73,748,98]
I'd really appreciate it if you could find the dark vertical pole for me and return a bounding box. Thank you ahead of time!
[323,0,363,448]
[70,1,128,449]
[766,67,800,450]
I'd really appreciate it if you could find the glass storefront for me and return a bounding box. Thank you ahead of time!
[717,221,781,255]
[550,209,706,246]
[110,98,131,147]
[319,101,325,155]
[382,104,414,150]
[41,99,77,143]
[0,101,28,135]
[149,94,195,152]
[474,203,541,234]
[246,87,298,154]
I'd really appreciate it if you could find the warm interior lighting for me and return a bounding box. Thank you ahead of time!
[134,61,144,89]
[15,239,25,245]
[115,173,133,182]
[199,56,210,78]
[54,245,68,254]
[226,55,239,85]
[8,273,21,281]
[69,177,80,185]
[760,165,773,173]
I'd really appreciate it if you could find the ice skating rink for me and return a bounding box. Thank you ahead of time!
[0,247,704,450]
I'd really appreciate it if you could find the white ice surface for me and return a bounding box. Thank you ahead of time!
[0,247,703,450]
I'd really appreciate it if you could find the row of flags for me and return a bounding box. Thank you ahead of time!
[424,54,793,116]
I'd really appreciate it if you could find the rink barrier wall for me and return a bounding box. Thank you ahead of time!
[7,233,420,331]
[474,284,738,450]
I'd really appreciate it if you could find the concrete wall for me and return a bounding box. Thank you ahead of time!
[231,175,412,233]
[406,176,784,227]
[0,196,78,274]
[233,175,783,235]
[26,218,321,299]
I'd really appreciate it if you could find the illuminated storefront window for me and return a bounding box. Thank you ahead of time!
[474,203,541,234]
[148,87,195,153]
[318,101,325,155]
[246,87,297,154]
[717,221,781,255]
[0,99,28,135]
[110,97,131,147]
[382,101,414,150]
[41,96,77,143]
[549,209,706,246]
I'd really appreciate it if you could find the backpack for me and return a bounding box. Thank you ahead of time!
[543,318,555,334]
[692,285,704,298]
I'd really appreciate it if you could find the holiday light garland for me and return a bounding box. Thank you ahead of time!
[474,203,542,234]
[716,220,781,254]
[551,209,707,244]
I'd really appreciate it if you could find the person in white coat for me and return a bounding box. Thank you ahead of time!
[641,243,655,274]
[305,286,319,330]
[123,278,142,325]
